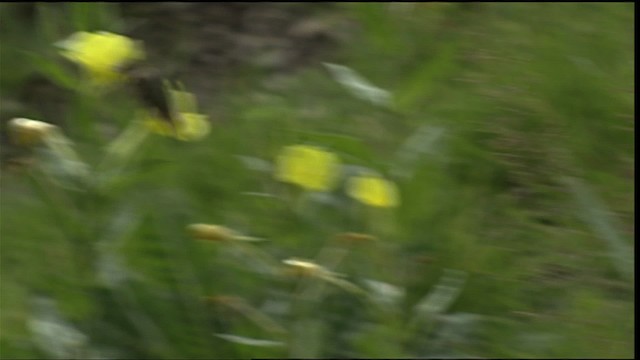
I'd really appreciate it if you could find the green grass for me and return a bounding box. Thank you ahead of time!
[1,2,634,359]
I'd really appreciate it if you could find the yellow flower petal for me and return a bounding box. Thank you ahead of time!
[347,175,400,208]
[274,145,340,191]
[175,113,211,141]
[169,88,198,113]
[58,31,144,84]
[139,83,210,142]
[142,113,175,136]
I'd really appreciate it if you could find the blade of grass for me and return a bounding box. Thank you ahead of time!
[560,176,633,281]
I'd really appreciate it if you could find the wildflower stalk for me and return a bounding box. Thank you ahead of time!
[207,296,287,335]
[188,223,280,276]
[42,128,89,177]
[15,118,117,346]
[288,239,363,357]
[26,172,89,276]
[26,163,112,351]
[231,241,281,276]
[72,83,102,140]
[109,279,179,358]
[97,119,150,188]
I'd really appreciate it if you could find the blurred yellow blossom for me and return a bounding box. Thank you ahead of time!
[347,174,400,208]
[274,145,340,191]
[142,83,210,141]
[57,31,144,84]
[143,112,210,141]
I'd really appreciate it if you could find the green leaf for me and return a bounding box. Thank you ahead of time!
[27,52,79,90]
[560,176,634,281]
[324,63,392,107]
[68,3,92,31]
[289,319,324,358]
[394,42,459,112]
[214,334,284,347]
[412,269,467,323]
[28,296,89,359]
[36,4,63,43]
[391,124,446,179]
[364,279,405,308]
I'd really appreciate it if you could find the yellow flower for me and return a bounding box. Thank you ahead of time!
[347,174,400,208]
[141,84,210,141]
[143,112,210,142]
[274,145,340,191]
[175,113,210,141]
[57,31,145,84]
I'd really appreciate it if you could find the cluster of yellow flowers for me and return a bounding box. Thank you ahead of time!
[57,31,210,141]
[274,144,400,208]
[52,31,401,213]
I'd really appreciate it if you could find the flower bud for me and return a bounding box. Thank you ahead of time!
[282,258,325,277]
[187,224,238,242]
[336,232,377,244]
[8,118,58,146]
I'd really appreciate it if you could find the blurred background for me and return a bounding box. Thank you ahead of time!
[0,3,634,359]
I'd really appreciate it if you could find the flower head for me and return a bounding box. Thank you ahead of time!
[274,145,340,191]
[143,112,210,141]
[187,224,238,242]
[142,83,211,141]
[8,118,58,146]
[282,258,366,295]
[282,258,328,277]
[57,31,145,84]
[347,174,400,208]
[8,118,89,185]
[187,224,265,243]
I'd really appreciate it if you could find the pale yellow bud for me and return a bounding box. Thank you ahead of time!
[336,232,377,244]
[8,118,58,146]
[282,258,325,277]
[187,224,238,242]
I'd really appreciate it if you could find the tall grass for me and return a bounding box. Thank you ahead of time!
[1,2,634,358]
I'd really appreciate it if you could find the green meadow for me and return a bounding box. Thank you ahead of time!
[0,3,634,358]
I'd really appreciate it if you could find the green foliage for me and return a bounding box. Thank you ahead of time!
[1,2,634,359]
